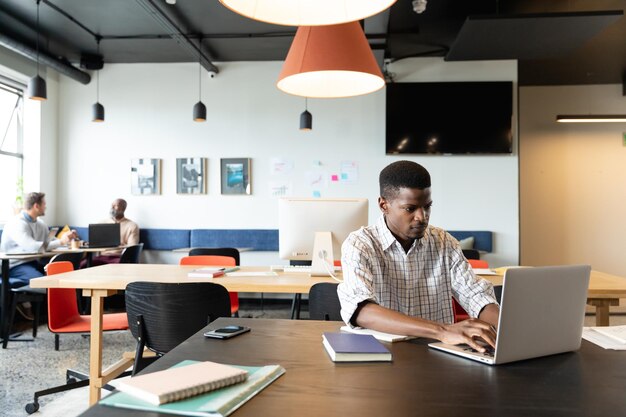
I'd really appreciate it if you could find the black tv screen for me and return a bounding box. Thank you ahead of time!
[386,82,513,154]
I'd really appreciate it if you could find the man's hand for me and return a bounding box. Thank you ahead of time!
[437,319,497,353]
[59,229,78,245]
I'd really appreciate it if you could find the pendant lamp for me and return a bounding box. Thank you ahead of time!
[193,37,207,122]
[92,38,105,122]
[556,115,626,123]
[300,98,312,131]
[28,0,47,101]
[219,0,396,26]
[277,22,385,98]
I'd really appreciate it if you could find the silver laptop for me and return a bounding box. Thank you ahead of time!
[429,265,591,365]
[88,223,121,248]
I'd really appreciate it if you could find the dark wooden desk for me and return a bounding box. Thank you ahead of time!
[79,318,626,417]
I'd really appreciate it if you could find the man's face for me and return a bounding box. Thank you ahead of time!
[379,187,432,243]
[110,200,124,219]
[34,198,47,217]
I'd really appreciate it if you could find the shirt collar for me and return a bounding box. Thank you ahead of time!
[21,210,35,223]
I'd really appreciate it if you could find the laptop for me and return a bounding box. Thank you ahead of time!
[88,223,121,248]
[429,265,591,365]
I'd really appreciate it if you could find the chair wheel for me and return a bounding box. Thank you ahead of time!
[67,377,78,384]
[25,402,39,414]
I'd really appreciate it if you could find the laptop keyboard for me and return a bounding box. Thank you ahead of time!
[460,344,495,357]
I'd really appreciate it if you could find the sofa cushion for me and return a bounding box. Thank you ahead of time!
[190,229,278,252]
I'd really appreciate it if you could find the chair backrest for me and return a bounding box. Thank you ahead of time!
[468,259,489,269]
[462,249,480,260]
[308,283,342,321]
[180,255,236,267]
[49,252,84,271]
[125,281,231,354]
[120,243,144,264]
[188,248,240,265]
[47,261,80,331]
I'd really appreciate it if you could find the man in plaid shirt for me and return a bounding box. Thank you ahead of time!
[338,161,499,353]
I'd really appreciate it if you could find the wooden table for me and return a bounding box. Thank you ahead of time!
[78,317,626,417]
[29,263,336,405]
[480,270,626,326]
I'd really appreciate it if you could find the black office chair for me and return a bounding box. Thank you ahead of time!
[119,243,144,264]
[5,283,44,348]
[308,283,342,321]
[462,249,480,260]
[125,281,231,375]
[48,252,85,271]
[105,243,144,311]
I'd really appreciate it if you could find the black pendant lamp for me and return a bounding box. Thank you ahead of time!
[28,0,47,101]
[92,37,105,122]
[193,36,206,122]
[299,98,312,131]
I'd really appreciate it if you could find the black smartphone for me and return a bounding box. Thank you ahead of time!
[203,325,250,339]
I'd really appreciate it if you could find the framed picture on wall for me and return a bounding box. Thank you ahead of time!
[131,158,161,195]
[221,158,251,195]
[176,157,207,194]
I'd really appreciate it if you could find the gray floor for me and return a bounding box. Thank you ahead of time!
[1,299,299,417]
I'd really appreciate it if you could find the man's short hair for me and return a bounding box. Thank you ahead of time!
[379,161,431,200]
[24,192,45,210]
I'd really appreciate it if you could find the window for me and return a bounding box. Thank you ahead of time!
[0,81,24,222]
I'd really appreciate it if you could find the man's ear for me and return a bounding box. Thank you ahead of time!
[378,196,388,214]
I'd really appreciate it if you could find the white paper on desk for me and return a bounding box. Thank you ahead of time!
[473,268,497,275]
[582,327,626,350]
[226,272,278,277]
[340,326,416,343]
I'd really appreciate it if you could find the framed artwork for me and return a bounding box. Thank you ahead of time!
[221,158,251,195]
[131,158,161,195]
[176,157,207,194]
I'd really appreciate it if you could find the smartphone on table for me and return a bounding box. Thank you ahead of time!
[203,325,250,339]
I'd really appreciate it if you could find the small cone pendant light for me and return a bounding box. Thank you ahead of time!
[28,0,47,101]
[92,37,105,122]
[299,98,312,131]
[277,22,385,98]
[193,36,207,122]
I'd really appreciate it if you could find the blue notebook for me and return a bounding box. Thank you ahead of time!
[322,332,392,362]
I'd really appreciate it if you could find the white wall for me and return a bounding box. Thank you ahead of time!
[520,84,626,277]
[56,58,519,266]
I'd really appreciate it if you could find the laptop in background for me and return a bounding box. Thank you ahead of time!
[429,265,591,365]
[88,223,121,248]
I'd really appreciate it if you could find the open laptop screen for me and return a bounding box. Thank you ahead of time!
[88,223,121,248]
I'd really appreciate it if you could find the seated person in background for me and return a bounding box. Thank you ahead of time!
[0,192,77,319]
[337,161,500,353]
[88,198,140,266]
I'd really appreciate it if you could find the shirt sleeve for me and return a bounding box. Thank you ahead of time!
[127,223,140,246]
[447,238,498,318]
[337,233,377,327]
[8,220,45,253]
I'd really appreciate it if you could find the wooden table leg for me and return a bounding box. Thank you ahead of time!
[87,289,117,405]
[587,298,620,326]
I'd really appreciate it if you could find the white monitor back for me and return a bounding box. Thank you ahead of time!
[278,198,368,274]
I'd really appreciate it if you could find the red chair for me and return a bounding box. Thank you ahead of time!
[180,255,239,316]
[452,259,490,323]
[47,261,128,350]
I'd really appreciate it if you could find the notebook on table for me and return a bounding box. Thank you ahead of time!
[322,332,392,362]
[87,223,120,248]
[429,265,591,365]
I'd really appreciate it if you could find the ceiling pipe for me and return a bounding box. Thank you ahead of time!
[135,0,218,74]
[0,32,91,85]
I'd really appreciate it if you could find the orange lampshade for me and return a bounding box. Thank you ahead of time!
[220,0,396,26]
[277,22,385,98]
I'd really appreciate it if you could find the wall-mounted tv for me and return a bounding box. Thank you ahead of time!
[386,82,513,155]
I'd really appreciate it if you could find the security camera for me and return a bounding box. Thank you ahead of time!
[207,70,217,78]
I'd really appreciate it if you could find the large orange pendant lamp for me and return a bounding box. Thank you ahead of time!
[219,0,396,26]
[277,22,385,98]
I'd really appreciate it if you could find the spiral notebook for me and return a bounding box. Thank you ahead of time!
[116,361,248,405]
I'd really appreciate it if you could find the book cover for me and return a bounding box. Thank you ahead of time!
[101,361,285,417]
[188,267,226,278]
[322,332,392,362]
[116,361,248,405]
